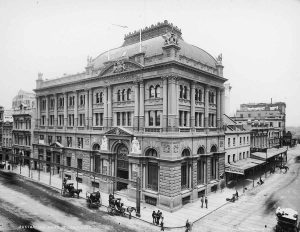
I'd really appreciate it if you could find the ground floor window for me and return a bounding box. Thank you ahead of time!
[147,162,158,191]
[181,163,188,190]
[197,160,205,184]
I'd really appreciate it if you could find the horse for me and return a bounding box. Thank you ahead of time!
[71,188,82,198]
[279,165,289,173]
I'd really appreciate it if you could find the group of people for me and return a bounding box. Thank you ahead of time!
[200,196,208,208]
[152,210,164,230]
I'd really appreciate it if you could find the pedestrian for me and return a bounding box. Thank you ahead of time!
[160,216,164,231]
[185,219,191,231]
[152,211,156,224]
[236,190,239,199]
[201,196,204,208]
[156,210,161,225]
[205,196,208,209]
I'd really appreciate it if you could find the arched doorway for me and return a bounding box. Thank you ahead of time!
[116,143,129,191]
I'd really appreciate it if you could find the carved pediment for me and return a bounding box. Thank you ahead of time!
[50,142,64,148]
[100,59,143,76]
[105,127,133,136]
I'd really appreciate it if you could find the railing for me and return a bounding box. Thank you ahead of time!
[144,128,161,133]
[179,128,191,132]
[93,127,103,131]
[197,180,204,185]
[77,127,84,130]
[57,126,63,130]
[181,184,189,191]
[195,128,205,133]
[67,127,73,130]
[209,127,218,132]
[146,184,158,192]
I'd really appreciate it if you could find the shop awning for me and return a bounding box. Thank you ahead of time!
[225,158,266,175]
[251,147,287,161]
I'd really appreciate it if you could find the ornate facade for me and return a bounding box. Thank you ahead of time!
[33,20,227,211]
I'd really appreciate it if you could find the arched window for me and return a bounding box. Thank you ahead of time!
[211,92,215,103]
[127,88,131,100]
[181,148,190,157]
[122,89,125,101]
[195,89,198,101]
[199,89,202,101]
[155,85,160,98]
[183,86,187,99]
[197,146,205,155]
[210,145,217,153]
[149,85,155,98]
[100,92,103,103]
[96,93,100,103]
[179,85,183,98]
[117,90,121,101]
[92,143,100,151]
[146,148,158,157]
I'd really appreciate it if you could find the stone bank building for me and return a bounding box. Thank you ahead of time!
[33,21,227,211]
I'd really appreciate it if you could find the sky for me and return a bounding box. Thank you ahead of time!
[0,0,299,126]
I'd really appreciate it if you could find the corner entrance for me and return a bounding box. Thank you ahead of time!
[116,144,129,191]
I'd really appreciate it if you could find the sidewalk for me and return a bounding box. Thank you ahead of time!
[6,165,267,229]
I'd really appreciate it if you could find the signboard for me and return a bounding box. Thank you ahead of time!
[225,166,244,175]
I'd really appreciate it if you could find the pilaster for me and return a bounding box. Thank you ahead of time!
[107,85,112,128]
[45,95,49,127]
[162,76,168,132]
[74,91,78,127]
[103,86,108,128]
[190,81,196,129]
[88,89,93,129]
[63,92,67,129]
[139,80,145,132]
[204,85,209,128]
[54,94,58,127]
[133,81,139,131]
[84,90,89,129]
[220,87,225,127]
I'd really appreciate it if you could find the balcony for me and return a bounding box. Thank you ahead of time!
[179,128,191,133]
[146,184,158,192]
[195,128,205,133]
[144,128,162,133]
[93,127,103,131]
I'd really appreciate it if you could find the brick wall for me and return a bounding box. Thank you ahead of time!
[159,164,181,197]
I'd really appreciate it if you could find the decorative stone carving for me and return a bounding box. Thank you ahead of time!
[216,54,222,64]
[113,60,126,73]
[85,138,90,145]
[87,56,93,65]
[131,137,141,154]
[162,32,178,45]
[100,135,108,151]
[173,144,179,153]
[162,143,170,153]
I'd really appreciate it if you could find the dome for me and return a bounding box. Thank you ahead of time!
[91,21,218,72]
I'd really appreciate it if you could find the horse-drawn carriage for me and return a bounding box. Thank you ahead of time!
[275,207,299,232]
[62,178,82,198]
[86,191,102,208]
[107,194,136,217]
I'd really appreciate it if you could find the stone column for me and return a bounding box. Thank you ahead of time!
[74,91,78,127]
[107,86,112,128]
[204,85,209,128]
[36,96,40,127]
[220,87,225,127]
[133,81,139,131]
[168,76,178,131]
[85,90,89,128]
[104,87,108,128]
[45,96,49,127]
[162,76,168,132]
[217,88,221,128]
[89,89,93,129]
[191,81,196,129]
[139,81,145,132]
[64,92,67,128]
[54,94,58,127]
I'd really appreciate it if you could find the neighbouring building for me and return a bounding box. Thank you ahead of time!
[11,90,36,165]
[1,118,13,162]
[33,20,227,211]
[0,106,4,161]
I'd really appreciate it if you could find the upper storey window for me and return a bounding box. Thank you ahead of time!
[59,97,64,108]
[69,96,75,106]
[117,88,132,102]
[79,94,85,106]
[41,99,46,110]
[149,85,160,99]
[50,98,55,109]
[179,85,188,99]
[195,89,203,101]
[95,92,103,104]
[209,91,215,104]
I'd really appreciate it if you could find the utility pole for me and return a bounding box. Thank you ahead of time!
[136,177,141,217]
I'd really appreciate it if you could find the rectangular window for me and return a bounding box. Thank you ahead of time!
[243,152,245,159]
[184,111,187,127]
[228,138,231,147]
[41,116,46,125]
[233,154,236,162]
[228,155,230,163]
[48,136,52,145]
[240,137,242,145]
[122,112,126,126]
[95,113,99,126]
[179,111,182,127]
[155,111,161,126]
[243,137,245,144]
[77,158,82,169]
[247,151,249,157]
[117,112,120,126]
[50,115,54,125]
[149,111,153,126]
[127,112,131,126]
[233,138,236,146]
[68,114,74,126]
[66,157,71,167]
[56,136,62,144]
[77,137,83,148]
[148,163,158,191]
[248,114,251,117]
[67,137,72,147]
[181,163,187,188]
[79,114,85,126]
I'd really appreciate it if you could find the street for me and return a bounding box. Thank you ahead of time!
[0,145,299,232]
[185,145,300,232]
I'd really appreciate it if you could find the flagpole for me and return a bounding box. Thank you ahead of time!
[139,28,142,53]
